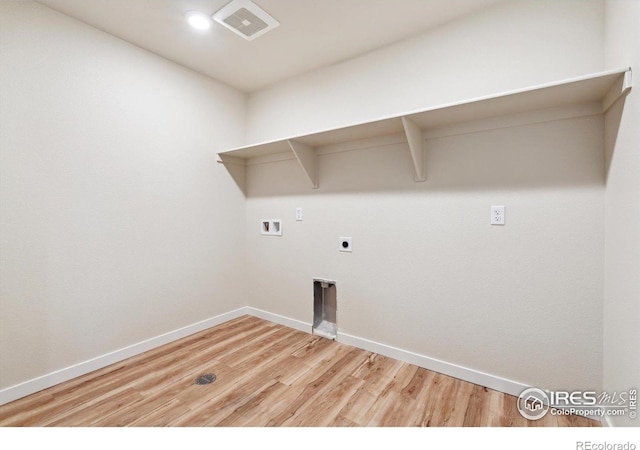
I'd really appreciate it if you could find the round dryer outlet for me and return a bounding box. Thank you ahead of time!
[339,237,352,252]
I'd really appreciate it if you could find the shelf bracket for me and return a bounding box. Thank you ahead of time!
[603,69,632,113]
[287,139,318,189]
[217,153,246,194]
[401,116,426,182]
[217,154,246,166]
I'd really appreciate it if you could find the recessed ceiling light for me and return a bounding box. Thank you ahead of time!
[185,11,212,30]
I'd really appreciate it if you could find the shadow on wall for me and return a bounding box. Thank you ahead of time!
[604,96,627,180]
[245,116,606,198]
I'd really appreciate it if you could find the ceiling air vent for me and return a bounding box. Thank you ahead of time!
[213,0,279,41]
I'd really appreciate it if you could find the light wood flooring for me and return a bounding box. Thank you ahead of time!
[0,315,599,427]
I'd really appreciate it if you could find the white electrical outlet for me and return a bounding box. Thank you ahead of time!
[339,237,352,252]
[295,207,303,221]
[491,206,505,225]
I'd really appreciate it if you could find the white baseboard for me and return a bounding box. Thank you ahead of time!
[3,305,598,425]
[0,307,249,406]
[336,331,529,398]
[245,307,312,334]
[241,309,528,399]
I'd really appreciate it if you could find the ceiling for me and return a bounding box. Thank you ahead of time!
[36,0,503,93]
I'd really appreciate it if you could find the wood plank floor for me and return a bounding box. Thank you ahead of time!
[0,315,599,427]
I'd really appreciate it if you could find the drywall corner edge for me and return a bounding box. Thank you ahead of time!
[602,415,613,427]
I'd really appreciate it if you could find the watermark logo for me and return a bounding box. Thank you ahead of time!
[517,387,550,420]
[576,442,636,450]
[517,387,637,420]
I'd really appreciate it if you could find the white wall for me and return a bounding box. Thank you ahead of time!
[0,1,246,391]
[245,0,604,143]
[242,0,608,393]
[246,111,605,392]
[603,0,640,428]
[0,0,622,412]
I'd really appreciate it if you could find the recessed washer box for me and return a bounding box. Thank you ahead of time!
[261,219,282,236]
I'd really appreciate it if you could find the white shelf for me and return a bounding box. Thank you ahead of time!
[219,68,632,189]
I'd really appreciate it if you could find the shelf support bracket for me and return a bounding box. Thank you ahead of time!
[288,139,318,189]
[217,154,246,166]
[402,116,426,182]
[603,69,632,113]
[217,153,246,195]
